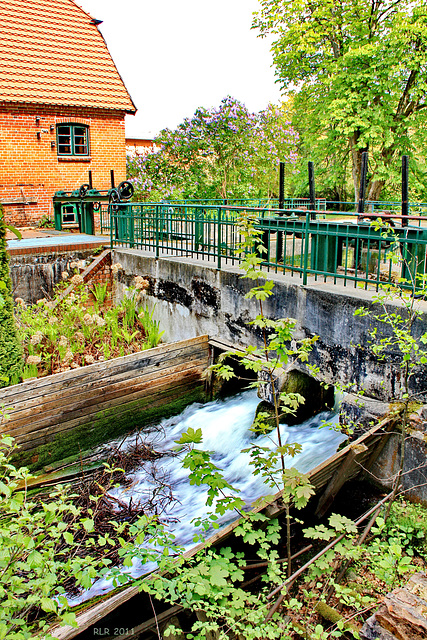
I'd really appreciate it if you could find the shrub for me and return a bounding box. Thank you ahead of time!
[0,206,22,386]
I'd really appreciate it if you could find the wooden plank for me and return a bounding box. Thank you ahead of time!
[0,336,209,401]
[5,353,208,428]
[315,443,368,518]
[0,339,209,406]
[12,377,204,451]
[209,336,268,363]
[306,416,394,484]
[3,350,208,423]
[363,421,396,472]
[6,366,205,442]
[114,605,183,640]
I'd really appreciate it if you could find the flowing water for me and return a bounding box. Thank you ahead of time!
[70,389,346,604]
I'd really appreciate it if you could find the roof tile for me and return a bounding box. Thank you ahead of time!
[0,0,136,113]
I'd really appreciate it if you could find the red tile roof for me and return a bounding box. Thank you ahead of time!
[0,0,136,113]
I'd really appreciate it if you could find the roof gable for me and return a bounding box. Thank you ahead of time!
[0,0,136,113]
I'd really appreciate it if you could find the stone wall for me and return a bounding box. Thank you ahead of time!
[112,249,427,403]
[9,247,107,304]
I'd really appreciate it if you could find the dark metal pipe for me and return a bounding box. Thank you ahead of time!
[88,170,93,189]
[308,161,316,220]
[278,162,285,212]
[110,169,115,188]
[357,152,368,215]
[401,155,409,227]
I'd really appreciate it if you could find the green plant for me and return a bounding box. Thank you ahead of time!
[139,305,165,348]
[14,282,163,377]
[353,220,427,509]
[0,206,23,386]
[0,427,180,640]
[90,282,109,305]
[211,209,317,575]
[37,214,54,229]
[90,245,104,256]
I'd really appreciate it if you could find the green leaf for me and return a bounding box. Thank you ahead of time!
[82,518,95,533]
[63,531,74,545]
[40,597,57,613]
[209,564,229,587]
[175,427,203,445]
[27,550,44,568]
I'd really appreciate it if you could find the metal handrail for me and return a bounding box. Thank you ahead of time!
[109,203,427,292]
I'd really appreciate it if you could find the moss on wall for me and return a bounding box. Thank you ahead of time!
[15,384,206,472]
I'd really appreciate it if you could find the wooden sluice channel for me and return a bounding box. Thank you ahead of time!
[47,411,396,640]
[0,332,398,637]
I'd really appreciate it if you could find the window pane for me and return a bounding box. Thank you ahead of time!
[73,126,88,155]
[57,126,71,154]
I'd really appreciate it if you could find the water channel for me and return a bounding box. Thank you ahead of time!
[70,389,346,604]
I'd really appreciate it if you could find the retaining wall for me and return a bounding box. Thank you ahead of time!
[9,245,107,304]
[112,249,427,402]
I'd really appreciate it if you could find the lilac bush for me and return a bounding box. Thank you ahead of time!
[127,97,299,201]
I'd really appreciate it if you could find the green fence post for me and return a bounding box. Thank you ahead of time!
[303,213,310,285]
[217,207,222,269]
[53,202,62,231]
[155,205,159,258]
[109,204,113,248]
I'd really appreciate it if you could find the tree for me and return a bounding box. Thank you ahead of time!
[0,206,22,386]
[127,97,299,201]
[254,1,427,201]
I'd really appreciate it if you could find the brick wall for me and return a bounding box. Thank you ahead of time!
[0,102,127,228]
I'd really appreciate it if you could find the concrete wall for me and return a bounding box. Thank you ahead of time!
[112,249,427,403]
[370,429,427,504]
[9,248,100,304]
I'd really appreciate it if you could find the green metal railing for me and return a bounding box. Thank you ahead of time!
[99,204,110,234]
[110,203,427,292]
[163,197,327,211]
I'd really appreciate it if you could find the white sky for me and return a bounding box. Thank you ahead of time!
[77,0,282,138]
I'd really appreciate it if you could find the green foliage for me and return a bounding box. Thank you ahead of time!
[254,1,427,201]
[15,273,162,377]
[0,206,23,386]
[90,281,108,305]
[369,500,427,576]
[138,305,165,348]
[141,544,286,640]
[36,214,54,229]
[0,431,175,639]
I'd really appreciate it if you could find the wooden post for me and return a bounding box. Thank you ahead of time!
[315,443,368,518]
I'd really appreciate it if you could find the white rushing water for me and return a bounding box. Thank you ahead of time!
[70,390,346,603]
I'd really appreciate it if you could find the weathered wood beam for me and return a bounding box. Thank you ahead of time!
[315,443,368,518]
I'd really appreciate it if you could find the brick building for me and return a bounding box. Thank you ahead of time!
[0,0,136,227]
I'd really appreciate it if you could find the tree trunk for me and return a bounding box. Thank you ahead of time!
[367,179,385,202]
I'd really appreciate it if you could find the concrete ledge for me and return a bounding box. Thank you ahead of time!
[112,248,427,402]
